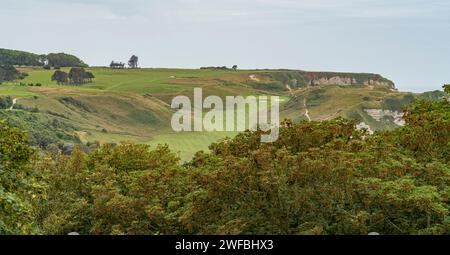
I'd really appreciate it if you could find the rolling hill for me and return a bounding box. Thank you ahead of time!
[0,66,445,160]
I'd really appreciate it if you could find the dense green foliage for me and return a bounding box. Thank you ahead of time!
[46,53,88,68]
[0,48,87,67]
[0,88,448,235]
[0,65,27,83]
[0,110,80,149]
[0,120,43,234]
[0,48,45,66]
[0,96,13,109]
[444,84,450,95]
[419,90,447,101]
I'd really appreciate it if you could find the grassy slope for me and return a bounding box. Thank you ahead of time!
[282,85,416,130]
[1,68,281,160]
[0,67,421,160]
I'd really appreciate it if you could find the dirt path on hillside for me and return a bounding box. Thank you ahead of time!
[286,84,294,96]
[9,98,17,110]
[304,98,311,121]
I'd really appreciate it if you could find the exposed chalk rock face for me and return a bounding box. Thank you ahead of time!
[365,109,405,126]
[364,80,393,87]
[312,76,354,86]
[255,71,395,90]
[356,122,374,134]
[310,76,393,87]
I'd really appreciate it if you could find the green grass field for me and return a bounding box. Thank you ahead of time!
[148,131,239,160]
[18,67,253,92]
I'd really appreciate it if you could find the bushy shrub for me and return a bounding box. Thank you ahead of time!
[0,96,13,109]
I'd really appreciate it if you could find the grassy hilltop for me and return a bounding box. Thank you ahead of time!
[0,66,443,160]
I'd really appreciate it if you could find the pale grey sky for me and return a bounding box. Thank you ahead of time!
[1,0,449,91]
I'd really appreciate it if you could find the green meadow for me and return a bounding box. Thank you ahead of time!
[1,67,290,160]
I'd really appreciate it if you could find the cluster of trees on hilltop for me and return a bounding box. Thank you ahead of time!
[51,67,95,85]
[0,48,87,68]
[0,48,45,66]
[110,61,125,69]
[200,65,238,71]
[0,65,27,83]
[110,55,139,69]
[0,86,448,235]
[45,53,88,68]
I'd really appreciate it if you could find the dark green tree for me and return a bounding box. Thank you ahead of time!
[47,53,88,68]
[51,70,69,85]
[0,48,44,66]
[128,55,139,68]
[0,65,25,82]
[0,96,13,109]
[84,72,95,83]
[0,49,87,67]
[444,84,450,95]
[68,67,86,85]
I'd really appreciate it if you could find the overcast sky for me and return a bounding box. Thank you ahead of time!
[1,0,449,91]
